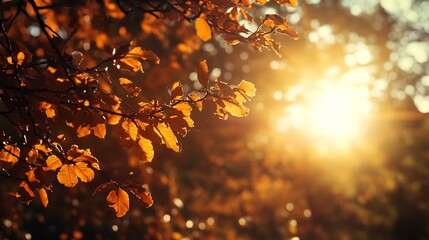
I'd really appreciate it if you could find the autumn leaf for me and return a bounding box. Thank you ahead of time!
[119,47,160,72]
[236,80,256,97]
[122,120,138,141]
[57,164,78,187]
[73,162,95,183]
[34,144,51,153]
[138,137,154,162]
[67,146,98,164]
[156,123,180,152]
[44,155,63,171]
[11,181,35,204]
[195,17,212,42]
[77,124,92,138]
[196,60,209,88]
[26,148,39,165]
[25,168,39,183]
[0,145,20,168]
[171,81,183,101]
[6,52,25,65]
[107,188,129,217]
[38,188,49,207]
[130,186,153,208]
[92,123,106,139]
[39,102,56,118]
[221,100,249,117]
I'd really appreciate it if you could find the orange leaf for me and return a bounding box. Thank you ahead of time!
[107,188,129,217]
[171,81,183,101]
[138,137,154,162]
[195,17,212,42]
[34,144,51,153]
[38,188,49,207]
[92,123,106,139]
[156,123,180,152]
[73,162,95,183]
[44,155,62,171]
[130,186,153,208]
[196,60,209,88]
[0,145,20,167]
[57,164,78,187]
[26,148,39,165]
[25,168,39,183]
[77,125,91,138]
[122,120,138,141]
[17,52,25,65]
[68,146,98,163]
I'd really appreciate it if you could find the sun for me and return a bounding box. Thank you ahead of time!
[276,80,372,142]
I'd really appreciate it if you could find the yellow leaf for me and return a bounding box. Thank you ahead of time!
[44,155,62,171]
[17,52,25,65]
[120,58,142,72]
[0,145,20,166]
[122,120,138,141]
[195,17,212,42]
[92,123,106,139]
[157,123,180,152]
[107,188,129,218]
[173,102,192,116]
[222,100,249,117]
[288,0,298,7]
[77,125,91,138]
[38,188,49,207]
[119,77,133,85]
[236,80,256,97]
[57,164,78,187]
[73,162,95,183]
[138,137,154,162]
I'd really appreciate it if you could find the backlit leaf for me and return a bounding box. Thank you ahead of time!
[107,188,129,217]
[43,155,62,171]
[26,148,39,165]
[17,52,25,65]
[130,186,153,208]
[38,188,49,207]
[171,81,183,100]
[138,137,154,162]
[156,123,180,152]
[0,145,20,167]
[122,120,138,141]
[77,125,91,138]
[73,162,95,183]
[221,100,249,117]
[236,80,256,97]
[92,123,106,139]
[196,60,209,88]
[195,17,212,42]
[57,164,78,187]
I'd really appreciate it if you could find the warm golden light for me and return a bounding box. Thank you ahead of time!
[276,80,372,142]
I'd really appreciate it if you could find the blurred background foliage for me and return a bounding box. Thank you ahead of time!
[2,0,429,239]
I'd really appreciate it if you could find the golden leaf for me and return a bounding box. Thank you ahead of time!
[156,123,180,152]
[25,168,39,183]
[17,52,25,65]
[57,164,78,187]
[7,56,13,65]
[195,17,212,42]
[34,144,51,153]
[122,120,138,141]
[77,125,91,138]
[107,188,129,218]
[0,145,20,166]
[221,100,249,117]
[26,148,39,164]
[107,113,122,125]
[39,102,56,118]
[68,146,98,163]
[236,80,256,97]
[128,47,160,64]
[173,102,192,116]
[92,123,106,139]
[138,137,154,162]
[171,81,183,100]
[120,58,142,72]
[38,188,49,207]
[73,162,95,183]
[130,186,153,208]
[119,77,132,85]
[189,93,203,111]
[44,155,62,171]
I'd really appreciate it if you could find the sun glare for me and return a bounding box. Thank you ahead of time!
[276,81,372,142]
